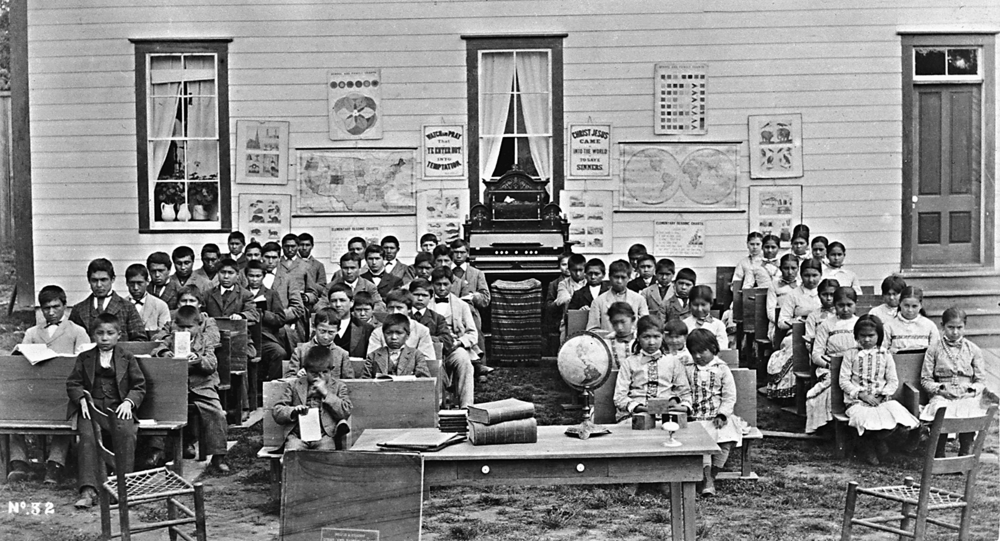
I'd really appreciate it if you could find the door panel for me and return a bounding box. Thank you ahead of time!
[911,85,980,265]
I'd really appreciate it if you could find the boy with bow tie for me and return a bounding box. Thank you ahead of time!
[125,263,170,335]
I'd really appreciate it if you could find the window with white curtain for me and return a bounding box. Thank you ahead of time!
[478,49,553,183]
[134,40,231,233]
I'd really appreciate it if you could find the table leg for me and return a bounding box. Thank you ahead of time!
[0,435,9,482]
[682,482,697,540]
[171,431,184,476]
[670,482,683,541]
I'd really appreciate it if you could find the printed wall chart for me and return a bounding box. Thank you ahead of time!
[620,143,739,211]
[748,114,803,178]
[297,149,416,215]
[654,63,708,135]
[238,194,291,243]
[235,120,289,185]
[568,124,611,178]
[560,190,612,253]
[748,185,802,243]
[416,189,468,245]
[654,220,706,258]
[422,125,466,178]
[328,70,383,140]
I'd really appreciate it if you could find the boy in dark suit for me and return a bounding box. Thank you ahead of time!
[568,258,610,310]
[69,258,147,341]
[361,244,403,299]
[626,254,656,292]
[273,347,352,451]
[245,260,290,381]
[322,284,374,359]
[297,232,328,296]
[381,235,410,282]
[362,314,431,378]
[204,258,260,324]
[66,313,146,508]
[664,268,698,322]
[146,251,181,309]
[151,306,229,473]
[410,279,473,407]
[226,231,247,269]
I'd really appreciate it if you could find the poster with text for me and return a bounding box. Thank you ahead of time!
[748,185,802,244]
[560,190,613,253]
[239,194,291,244]
[416,189,468,245]
[568,124,611,178]
[330,225,382,263]
[654,220,705,257]
[328,70,382,140]
[422,125,466,178]
[235,120,289,185]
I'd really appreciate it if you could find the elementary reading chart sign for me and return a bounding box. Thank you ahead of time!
[568,124,611,179]
[422,125,466,178]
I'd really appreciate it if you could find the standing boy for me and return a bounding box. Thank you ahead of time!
[273,347,352,451]
[587,260,649,333]
[146,252,181,309]
[151,306,229,473]
[9,285,89,484]
[66,313,145,508]
[69,258,147,341]
[125,263,171,334]
[435,243,491,378]
[362,314,431,378]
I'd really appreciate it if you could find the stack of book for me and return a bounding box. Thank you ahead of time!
[467,398,538,445]
[438,410,468,433]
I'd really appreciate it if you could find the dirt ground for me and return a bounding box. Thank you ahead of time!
[1,362,998,541]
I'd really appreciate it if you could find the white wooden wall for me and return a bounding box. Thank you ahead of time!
[27,0,1000,301]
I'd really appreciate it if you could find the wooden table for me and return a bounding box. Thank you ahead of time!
[351,424,719,541]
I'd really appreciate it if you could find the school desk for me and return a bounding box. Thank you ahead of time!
[289,424,719,541]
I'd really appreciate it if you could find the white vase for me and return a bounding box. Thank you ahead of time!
[192,204,208,221]
[160,202,176,222]
[176,204,191,222]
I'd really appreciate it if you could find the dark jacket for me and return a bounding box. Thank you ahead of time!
[568,282,611,311]
[363,346,431,378]
[412,307,455,358]
[69,292,147,341]
[66,346,146,418]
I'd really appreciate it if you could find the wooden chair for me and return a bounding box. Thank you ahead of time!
[841,405,998,541]
[718,349,739,369]
[789,322,812,416]
[565,309,589,338]
[718,368,764,480]
[714,266,736,311]
[85,394,206,541]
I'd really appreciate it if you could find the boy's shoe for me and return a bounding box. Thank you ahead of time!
[74,487,97,509]
[700,466,716,497]
[43,461,63,485]
[209,455,230,473]
[7,461,30,482]
[183,444,197,460]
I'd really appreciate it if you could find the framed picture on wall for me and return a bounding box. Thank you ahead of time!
[235,120,290,185]
[748,185,802,244]
[238,193,291,244]
[748,114,804,178]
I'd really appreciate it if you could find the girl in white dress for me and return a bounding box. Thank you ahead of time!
[883,286,940,353]
[920,307,988,457]
[806,287,859,433]
[683,285,729,349]
[868,274,906,325]
[760,234,782,284]
[684,329,749,497]
[732,232,772,290]
[765,254,800,342]
[839,315,919,465]
[765,261,824,399]
[810,235,830,273]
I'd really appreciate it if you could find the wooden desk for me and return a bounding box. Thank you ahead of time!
[350,424,719,541]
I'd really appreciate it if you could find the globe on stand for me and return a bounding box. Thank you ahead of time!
[557,331,613,440]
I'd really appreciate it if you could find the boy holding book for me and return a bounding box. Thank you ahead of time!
[273,347,352,451]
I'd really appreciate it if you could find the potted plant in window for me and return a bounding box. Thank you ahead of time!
[188,183,219,221]
[154,182,185,222]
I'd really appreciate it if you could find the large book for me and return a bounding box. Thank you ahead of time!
[467,398,535,425]
[468,417,537,445]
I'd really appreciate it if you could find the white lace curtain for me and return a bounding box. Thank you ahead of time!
[148,54,217,182]
[479,50,551,182]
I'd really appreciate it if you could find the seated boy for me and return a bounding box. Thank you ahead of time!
[204,257,260,331]
[627,243,648,279]
[9,285,90,484]
[325,252,384,311]
[868,274,906,324]
[226,231,247,269]
[273,347,352,451]
[420,232,439,253]
[368,288,436,360]
[664,268,697,322]
[587,260,649,333]
[381,235,411,282]
[363,313,431,378]
[151,306,229,472]
[125,263,170,334]
[351,291,378,326]
[147,251,181,309]
[287,308,354,379]
[409,279,472,407]
[244,260,291,381]
[641,258,675,318]
[66,313,146,508]
[69,258,147,341]
[627,254,656,292]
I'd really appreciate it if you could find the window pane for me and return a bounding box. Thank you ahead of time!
[947,49,978,76]
[154,140,186,180]
[187,182,220,221]
[153,181,186,222]
[915,48,946,76]
[187,140,219,180]
[186,97,217,138]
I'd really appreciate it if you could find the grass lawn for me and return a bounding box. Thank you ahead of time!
[0,248,997,540]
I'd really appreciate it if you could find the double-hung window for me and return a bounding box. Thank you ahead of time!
[134,40,231,232]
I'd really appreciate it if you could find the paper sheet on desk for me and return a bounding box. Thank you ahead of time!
[375,374,417,381]
[299,408,322,442]
[11,344,61,365]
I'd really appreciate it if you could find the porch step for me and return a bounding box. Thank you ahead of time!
[920,289,1000,311]
[901,269,1000,290]
[969,332,1000,349]
[925,307,1000,330]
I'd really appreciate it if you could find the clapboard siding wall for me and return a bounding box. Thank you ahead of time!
[27,0,999,301]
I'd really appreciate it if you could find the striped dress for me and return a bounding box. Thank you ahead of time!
[840,346,919,435]
[684,357,746,447]
[883,313,940,353]
[919,337,987,421]
[765,286,821,399]
[805,315,858,433]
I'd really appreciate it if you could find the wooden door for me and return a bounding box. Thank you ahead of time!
[909,84,981,265]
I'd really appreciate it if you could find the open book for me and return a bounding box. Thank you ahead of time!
[375,374,418,381]
[12,344,62,365]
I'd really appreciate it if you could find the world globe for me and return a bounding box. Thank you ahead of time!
[557,332,614,439]
[557,331,613,392]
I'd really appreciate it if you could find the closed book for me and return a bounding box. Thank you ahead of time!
[468,417,538,445]
[467,398,535,425]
